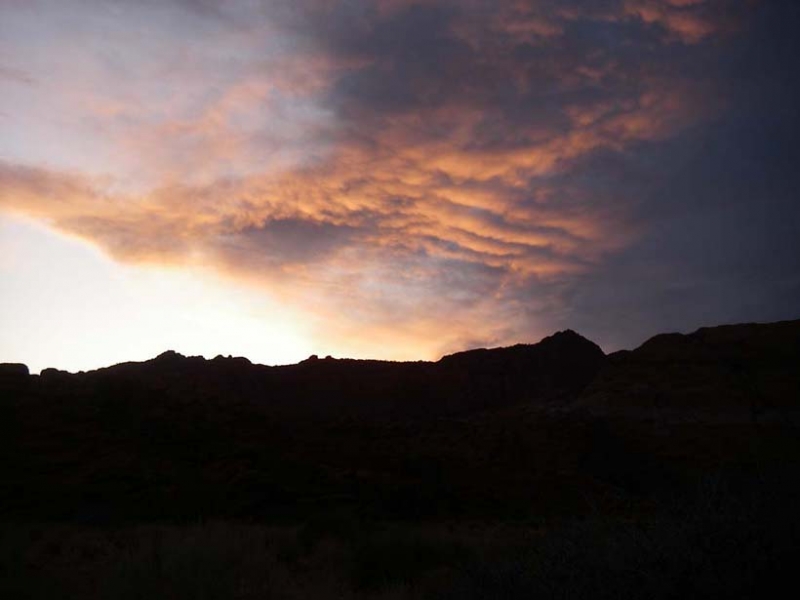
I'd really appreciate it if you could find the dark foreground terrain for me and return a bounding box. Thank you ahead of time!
[2,320,800,598]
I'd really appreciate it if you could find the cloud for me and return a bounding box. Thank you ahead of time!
[0,65,36,86]
[3,0,795,358]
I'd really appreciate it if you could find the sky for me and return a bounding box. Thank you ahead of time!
[1,0,799,373]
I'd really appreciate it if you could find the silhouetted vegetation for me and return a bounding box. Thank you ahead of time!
[2,470,799,599]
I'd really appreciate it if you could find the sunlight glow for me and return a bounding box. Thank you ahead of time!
[0,214,314,373]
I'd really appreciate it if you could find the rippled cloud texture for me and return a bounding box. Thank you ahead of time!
[2,0,799,359]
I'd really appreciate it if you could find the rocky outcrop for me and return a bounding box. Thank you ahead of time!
[577,319,800,422]
[438,330,606,408]
[0,363,30,395]
[0,363,28,377]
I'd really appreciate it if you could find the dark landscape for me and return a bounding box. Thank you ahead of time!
[2,319,799,598]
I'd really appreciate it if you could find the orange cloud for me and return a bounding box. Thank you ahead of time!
[0,0,754,358]
[623,0,728,43]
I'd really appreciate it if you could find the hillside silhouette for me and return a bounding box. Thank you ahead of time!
[2,320,799,523]
[4,320,800,599]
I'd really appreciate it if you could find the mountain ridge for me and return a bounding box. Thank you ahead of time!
[2,318,799,522]
[6,327,599,378]
[6,318,797,377]
[2,327,607,421]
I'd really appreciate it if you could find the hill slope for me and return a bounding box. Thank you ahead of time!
[577,319,800,421]
[1,320,799,522]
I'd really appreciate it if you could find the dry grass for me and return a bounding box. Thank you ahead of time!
[2,476,798,600]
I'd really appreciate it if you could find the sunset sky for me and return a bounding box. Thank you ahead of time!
[1,0,799,373]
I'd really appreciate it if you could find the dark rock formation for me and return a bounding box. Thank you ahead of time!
[0,363,29,395]
[577,319,800,422]
[0,363,28,377]
[2,320,799,522]
[438,329,605,409]
[5,329,603,419]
